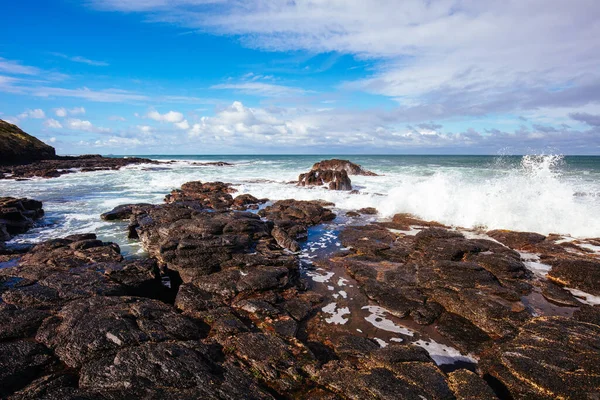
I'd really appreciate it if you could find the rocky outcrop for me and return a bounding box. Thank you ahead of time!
[311,159,378,176]
[0,197,44,242]
[0,120,55,166]
[0,154,156,180]
[128,204,296,282]
[5,181,600,399]
[298,169,353,191]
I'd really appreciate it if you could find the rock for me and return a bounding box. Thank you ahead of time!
[0,340,56,397]
[0,153,156,180]
[232,194,267,210]
[36,296,205,368]
[79,340,274,399]
[378,213,446,230]
[0,306,51,340]
[540,280,582,307]
[339,224,399,257]
[298,169,352,191]
[487,229,546,250]
[193,161,234,166]
[225,332,317,393]
[447,369,498,400]
[310,159,377,176]
[0,234,123,281]
[358,207,378,215]
[100,203,153,220]
[272,225,301,252]
[259,199,336,227]
[131,206,295,282]
[316,342,454,400]
[0,120,55,165]
[165,181,237,210]
[480,316,600,399]
[547,257,600,296]
[194,265,291,300]
[338,225,534,343]
[574,305,600,326]
[0,197,44,239]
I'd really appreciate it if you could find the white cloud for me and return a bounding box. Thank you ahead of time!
[69,107,86,115]
[18,109,46,119]
[55,106,86,117]
[66,118,111,133]
[147,110,184,123]
[44,118,63,129]
[138,125,153,133]
[34,87,149,103]
[89,0,600,116]
[50,53,109,66]
[211,82,307,98]
[0,57,40,75]
[175,119,190,130]
[109,115,126,121]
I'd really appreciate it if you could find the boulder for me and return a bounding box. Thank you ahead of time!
[100,203,153,220]
[165,181,237,210]
[131,206,296,282]
[0,197,44,239]
[310,159,378,176]
[298,169,352,191]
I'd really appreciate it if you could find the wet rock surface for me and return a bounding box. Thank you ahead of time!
[0,197,44,241]
[258,199,336,252]
[298,169,353,191]
[480,316,600,399]
[165,180,238,210]
[3,180,600,399]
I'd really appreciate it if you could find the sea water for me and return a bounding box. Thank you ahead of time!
[1,154,599,255]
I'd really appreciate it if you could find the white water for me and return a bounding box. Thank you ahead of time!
[1,154,599,253]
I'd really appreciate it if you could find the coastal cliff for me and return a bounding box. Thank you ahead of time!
[0,120,56,165]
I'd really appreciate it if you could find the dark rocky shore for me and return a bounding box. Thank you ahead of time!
[1,175,599,399]
[0,120,156,180]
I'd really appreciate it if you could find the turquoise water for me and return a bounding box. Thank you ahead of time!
[1,154,599,254]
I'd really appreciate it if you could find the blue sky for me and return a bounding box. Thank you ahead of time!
[1,0,599,155]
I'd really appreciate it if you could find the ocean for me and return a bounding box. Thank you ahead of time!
[1,154,599,256]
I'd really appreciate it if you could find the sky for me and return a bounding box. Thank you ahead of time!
[1,0,600,155]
